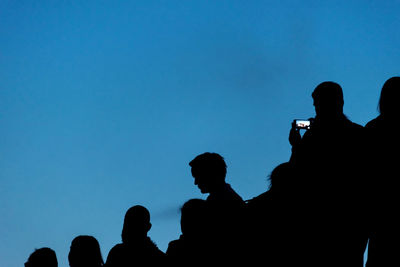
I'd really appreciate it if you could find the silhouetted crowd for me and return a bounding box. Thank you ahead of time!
[25,77,400,267]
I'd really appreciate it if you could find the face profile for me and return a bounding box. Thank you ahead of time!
[189,153,227,194]
[192,171,212,193]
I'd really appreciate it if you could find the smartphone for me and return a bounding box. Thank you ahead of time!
[294,119,311,130]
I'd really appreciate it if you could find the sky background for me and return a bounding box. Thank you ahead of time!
[1,1,399,267]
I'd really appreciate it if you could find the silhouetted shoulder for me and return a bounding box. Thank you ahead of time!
[365,116,382,129]
[106,239,164,267]
[245,191,271,209]
[166,237,188,260]
[350,120,364,129]
[166,235,212,266]
[348,120,365,137]
[166,239,181,255]
[336,116,363,131]
[206,183,243,205]
[148,239,166,258]
[105,243,125,266]
[108,243,124,255]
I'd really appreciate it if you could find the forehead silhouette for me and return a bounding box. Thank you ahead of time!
[189,152,227,178]
[269,162,293,186]
[68,235,103,266]
[124,205,150,224]
[379,76,400,115]
[312,81,344,104]
[26,247,58,267]
[70,235,101,253]
[181,198,208,216]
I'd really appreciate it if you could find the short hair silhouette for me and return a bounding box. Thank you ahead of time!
[378,76,400,116]
[189,152,227,181]
[25,247,58,267]
[267,161,294,192]
[68,235,104,267]
[312,81,344,117]
[121,205,151,243]
[180,198,209,237]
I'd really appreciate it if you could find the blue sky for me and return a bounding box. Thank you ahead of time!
[1,1,399,267]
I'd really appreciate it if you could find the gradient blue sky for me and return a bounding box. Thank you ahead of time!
[1,1,399,267]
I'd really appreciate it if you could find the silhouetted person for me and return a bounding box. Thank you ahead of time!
[189,152,245,263]
[166,198,212,266]
[105,205,165,267]
[245,162,298,266]
[68,235,104,267]
[365,76,400,267]
[288,81,368,267]
[25,247,58,267]
[189,152,243,205]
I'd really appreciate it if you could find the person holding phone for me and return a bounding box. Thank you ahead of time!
[287,81,368,267]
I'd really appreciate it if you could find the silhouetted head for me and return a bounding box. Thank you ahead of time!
[312,81,344,119]
[180,198,210,237]
[25,247,58,267]
[189,152,227,194]
[378,76,400,118]
[68,235,104,267]
[121,205,152,243]
[268,162,294,193]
